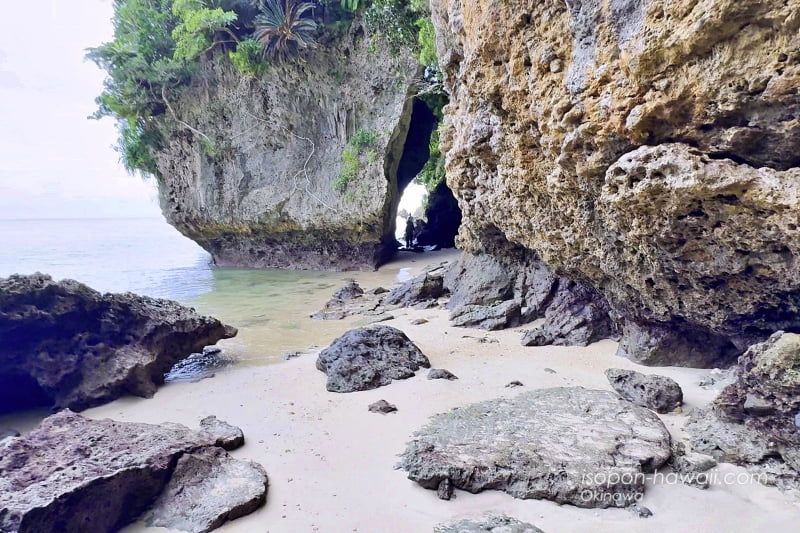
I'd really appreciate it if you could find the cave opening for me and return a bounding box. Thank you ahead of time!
[391,98,462,253]
[0,372,53,415]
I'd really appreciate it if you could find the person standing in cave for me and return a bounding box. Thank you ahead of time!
[404,215,415,249]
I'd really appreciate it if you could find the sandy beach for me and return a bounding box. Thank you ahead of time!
[66,251,797,533]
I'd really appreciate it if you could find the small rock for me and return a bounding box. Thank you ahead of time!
[332,280,364,301]
[368,286,389,295]
[628,503,653,518]
[544,368,557,374]
[428,369,458,381]
[282,351,302,360]
[368,400,398,414]
[203,346,222,356]
[411,318,429,325]
[200,416,245,450]
[477,336,499,344]
[505,380,524,388]
[384,272,447,307]
[605,368,683,413]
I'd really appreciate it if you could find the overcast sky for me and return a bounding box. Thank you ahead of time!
[0,0,161,219]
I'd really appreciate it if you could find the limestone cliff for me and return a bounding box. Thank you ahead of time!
[431,0,800,364]
[155,24,420,270]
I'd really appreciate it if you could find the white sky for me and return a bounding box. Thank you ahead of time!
[0,0,161,219]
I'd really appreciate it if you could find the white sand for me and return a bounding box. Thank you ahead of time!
[77,252,799,532]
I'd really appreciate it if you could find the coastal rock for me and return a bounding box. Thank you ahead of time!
[428,369,458,381]
[685,332,800,480]
[144,447,268,533]
[521,281,617,347]
[152,16,424,270]
[316,325,430,392]
[332,280,364,301]
[434,514,544,533]
[399,387,671,507]
[431,0,800,365]
[368,400,398,414]
[0,274,236,413]
[450,300,522,331]
[384,271,447,307]
[605,369,683,414]
[165,349,234,384]
[0,411,263,533]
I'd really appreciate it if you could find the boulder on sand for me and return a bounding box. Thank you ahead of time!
[0,410,266,533]
[398,387,671,507]
[605,368,683,413]
[316,325,430,392]
[0,273,236,413]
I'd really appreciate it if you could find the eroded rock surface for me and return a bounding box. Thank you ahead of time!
[154,21,420,270]
[605,368,683,414]
[316,325,430,392]
[685,332,800,485]
[431,0,800,364]
[144,447,268,533]
[0,274,236,413]
[384,269,448,308]
[0,411,263,533]
[434,514,544,533]
[399,387,671,507]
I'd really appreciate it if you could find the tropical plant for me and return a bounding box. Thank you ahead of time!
[229,37,269,75]
[171,0,239,60]
[253,0,318,61]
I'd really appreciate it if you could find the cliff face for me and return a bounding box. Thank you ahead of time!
[432,0,800,364]
[154,25,419,270]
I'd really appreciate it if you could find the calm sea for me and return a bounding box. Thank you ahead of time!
[0,217,414,364]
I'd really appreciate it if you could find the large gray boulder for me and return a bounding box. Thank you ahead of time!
[605,368,683,414]
[316,325,430,392]
[0,274,237,412]
[0,411,266,533]
[384,270,447,308]
[399,387,671,507]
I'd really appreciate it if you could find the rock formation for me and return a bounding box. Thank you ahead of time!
[399,387,672,507]
[154,21,424,270]
[316,325,431,392]
[431,0,800,365]
[685,331,800,487]
[0,274,236,413]
[605,368,683,414]
[0,411,266,533]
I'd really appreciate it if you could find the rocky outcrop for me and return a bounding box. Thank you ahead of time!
[605,368,683,414]
[521,280,617,347]
[0,274,236,413]
[685,332,800,485]
[417,181,462,249]
[398,387,671,507]
[431,0,800,364]
[368,400,398,414]
[434,514,544,533]
[0,411,266,533]
[316,325,431,392]
[154,20,423,270]
[428,368,458,381]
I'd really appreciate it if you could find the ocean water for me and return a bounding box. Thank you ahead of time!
[0,217,416,364]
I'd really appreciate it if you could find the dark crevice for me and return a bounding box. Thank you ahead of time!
[0,372,53,415]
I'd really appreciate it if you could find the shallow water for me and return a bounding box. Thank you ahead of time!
[0,217,440,366]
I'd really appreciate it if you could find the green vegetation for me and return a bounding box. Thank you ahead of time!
[415,123,445,191]
[229,37,269,76]
[90,0,442,178]
[334,129,378,192]
[171,0,238,60]
[254,0,318,61]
